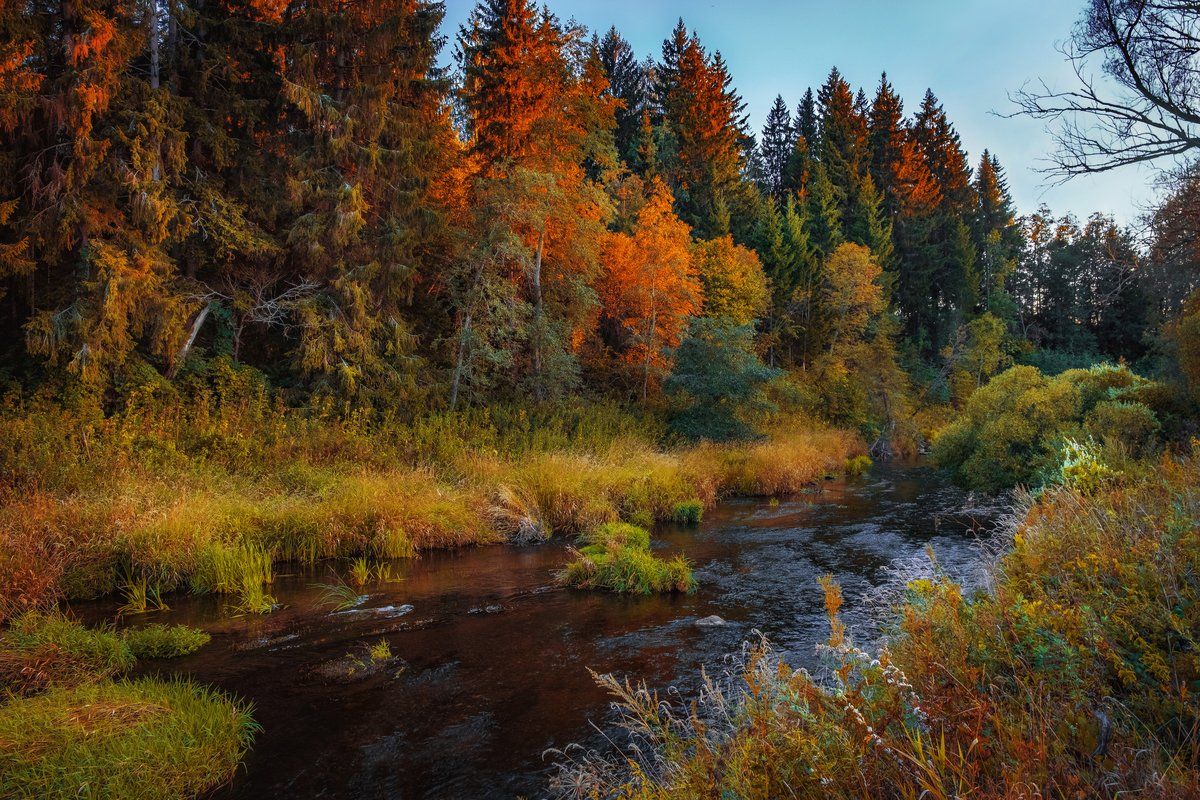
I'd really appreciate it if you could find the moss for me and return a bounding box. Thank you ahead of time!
[121,624,210,660]
[0,678,257,800]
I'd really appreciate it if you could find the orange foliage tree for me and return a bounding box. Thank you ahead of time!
[598,181,700,399]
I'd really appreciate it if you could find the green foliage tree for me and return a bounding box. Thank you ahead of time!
[665,319,779,441]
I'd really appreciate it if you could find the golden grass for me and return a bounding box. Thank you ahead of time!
[1,411,863,615]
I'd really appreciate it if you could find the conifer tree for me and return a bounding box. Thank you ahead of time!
[597,27,648,171]
[757,95,795,203]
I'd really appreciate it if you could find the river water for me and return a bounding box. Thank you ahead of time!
[111,463,1005,799]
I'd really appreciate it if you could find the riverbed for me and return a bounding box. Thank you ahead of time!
[107,462,1005,799]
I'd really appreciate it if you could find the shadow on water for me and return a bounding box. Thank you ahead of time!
[89,462,1006,799]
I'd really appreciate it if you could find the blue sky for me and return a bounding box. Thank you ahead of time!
[439,0,1161,225]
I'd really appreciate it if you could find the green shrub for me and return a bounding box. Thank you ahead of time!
[671,499,704,525]
[845,454,873,477]
[560,546,695,595]
[666,318,780,442]
[934,364,1168,492]
[0,678,257,800]
[1055,438,1114,494]
[121,624,210,660]
[1085,400,1161,454]
[560,522,695,595]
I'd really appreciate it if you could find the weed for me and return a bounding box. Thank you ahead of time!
[312,581,364,612]
[671,499,704,525]
[348,557,371,588]
[0,612,134,694]
[367,639,392,663]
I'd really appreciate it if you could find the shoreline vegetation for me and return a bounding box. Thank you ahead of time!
[0,379,867,620]
[553,447,1200,799]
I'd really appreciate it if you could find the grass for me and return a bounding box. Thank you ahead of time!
[121,624,210,660]
[0,385,863,618]
[366,639,392,663]
[559,522,696,595]
[0,612,134,694]
[190,542,275,614]
[552,448,1200,799]
[0,678,258,800]
[312,580,365,612]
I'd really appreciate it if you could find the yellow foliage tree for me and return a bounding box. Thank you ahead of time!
[692,236,769,324]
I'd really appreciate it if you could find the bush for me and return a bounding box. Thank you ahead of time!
[671,499,703,525]
[933,363,1168,491]
[1,613,133,694]
[666,318,780,442]
[121,624,211,660]
[1085,400,1161,454]
[0,678,257,800]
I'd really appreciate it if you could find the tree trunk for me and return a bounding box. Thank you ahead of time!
[450,310,472,411]
[531,230,545,402]
[169,301,213,378]
[642,291,657,403]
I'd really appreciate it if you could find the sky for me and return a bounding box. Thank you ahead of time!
[438,0,1163,226]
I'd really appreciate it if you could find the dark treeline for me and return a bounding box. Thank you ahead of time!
[0,0,1180,439]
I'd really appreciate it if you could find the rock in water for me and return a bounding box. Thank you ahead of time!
[695,615,726,627]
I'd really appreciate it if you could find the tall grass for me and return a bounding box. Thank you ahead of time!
[0,612,134,694]
[0,378,863,616]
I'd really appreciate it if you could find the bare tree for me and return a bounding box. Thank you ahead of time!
[1014,1,1200,177]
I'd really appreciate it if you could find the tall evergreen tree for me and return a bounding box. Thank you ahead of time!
[597,27,648,171]
[756,95,795,203]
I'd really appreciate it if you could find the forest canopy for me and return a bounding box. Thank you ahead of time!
[0,0,1191,449]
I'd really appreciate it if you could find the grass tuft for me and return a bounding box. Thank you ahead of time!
[0,678,258,800]
[560,523,695,595]
[121,624,210,660]
[0,612,133,694]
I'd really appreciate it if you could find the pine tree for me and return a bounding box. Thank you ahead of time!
[655,22,747,237]
[597,27,648,171]
[757,95,795,203]
[780,89,817,197]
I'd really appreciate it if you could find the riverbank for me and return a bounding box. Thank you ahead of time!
[77,462,995,799]
[557,449,1200,799]
[0,386,866,619]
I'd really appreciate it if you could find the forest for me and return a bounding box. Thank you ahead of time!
[0,0,1199,798]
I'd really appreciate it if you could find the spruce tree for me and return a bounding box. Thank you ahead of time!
[757,95,795,203]
[597,27,648,171]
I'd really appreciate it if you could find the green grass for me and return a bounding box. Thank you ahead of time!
[671,499,704,525]
[1,612,134,693]
[0,678,258,800]
[190,542,275,614]
[312,580,364,612]
[560,523,696,595]
[121,624,210,660]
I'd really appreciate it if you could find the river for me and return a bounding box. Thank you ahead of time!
[109,462,1005,799]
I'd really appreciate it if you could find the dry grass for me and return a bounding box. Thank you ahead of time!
[0,398,862,614]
